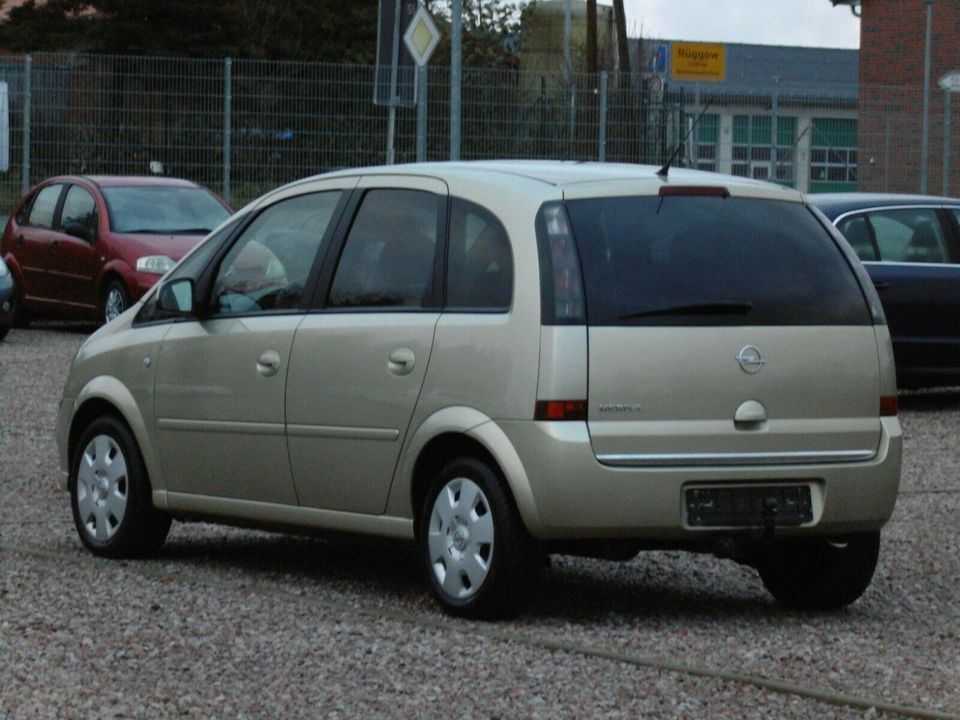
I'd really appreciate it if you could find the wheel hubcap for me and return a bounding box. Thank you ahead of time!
[105,289,125,322]
[427,477,494,599]
[76,434,128,542]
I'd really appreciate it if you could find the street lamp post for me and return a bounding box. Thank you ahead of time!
[920,0,934,193]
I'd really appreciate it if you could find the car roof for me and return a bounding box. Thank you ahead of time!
[295,160,803,202]
[809,192,960,218]
[44,175,202,189]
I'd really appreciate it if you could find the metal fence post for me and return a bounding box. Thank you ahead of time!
[770,80,779,182]
[598,71,608,162]
[21,54,31,195]
[920,0,933,193]
[416,65,428,162]
[943,90,952,196]
[884,114,891,193]
[450,0,462,160]
[223,57,232,205]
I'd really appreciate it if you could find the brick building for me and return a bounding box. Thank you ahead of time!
[856,0,960,194]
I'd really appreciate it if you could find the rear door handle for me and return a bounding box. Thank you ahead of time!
[15,235,24,247]
[872,281,891,290]
[387,347,415,375]
[256,350,281,377]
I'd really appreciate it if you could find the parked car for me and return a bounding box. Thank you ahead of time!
[0,256,13,340]
[811,193,960,389]
[1,175,231,326]
[56,162,902,618]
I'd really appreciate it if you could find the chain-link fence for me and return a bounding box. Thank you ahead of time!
[0,52,956,213]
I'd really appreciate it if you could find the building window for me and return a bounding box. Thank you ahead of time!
[732,115,797,187]
[686,113,719,172]
[810,118,858,193]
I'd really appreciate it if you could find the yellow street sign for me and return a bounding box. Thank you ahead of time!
[671,42,726,82]
[403,5,441,67]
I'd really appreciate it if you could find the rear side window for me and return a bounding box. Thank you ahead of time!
[328,189,438,309]
[867,208,949,264]
[564,196,871,326]
[447,198,512,310]
[27,185,64,229]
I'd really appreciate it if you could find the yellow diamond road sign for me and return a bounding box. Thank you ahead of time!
[403,5,441,67]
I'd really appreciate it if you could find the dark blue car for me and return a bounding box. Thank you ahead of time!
[0,256,13,340]
[811,193,960,389]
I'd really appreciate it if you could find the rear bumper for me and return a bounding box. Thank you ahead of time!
[498,417,902,541]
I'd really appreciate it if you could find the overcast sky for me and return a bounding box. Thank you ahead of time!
[622,0,861,49]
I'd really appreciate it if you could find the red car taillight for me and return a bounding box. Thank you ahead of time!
[534,400,588,421]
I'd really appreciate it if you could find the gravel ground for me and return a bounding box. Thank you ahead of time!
[1,323,958,719]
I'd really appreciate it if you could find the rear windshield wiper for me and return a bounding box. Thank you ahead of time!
[620,301,753,320]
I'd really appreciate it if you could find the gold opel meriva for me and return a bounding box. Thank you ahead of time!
[56,162,902,618]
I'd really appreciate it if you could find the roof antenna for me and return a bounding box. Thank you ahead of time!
[657,97,714,178]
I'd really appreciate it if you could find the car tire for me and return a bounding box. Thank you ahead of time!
[419,456,532,619]
[0,325,7,341]
[102,280,131,324]
[70,415,171,558]
[757,532,880,610]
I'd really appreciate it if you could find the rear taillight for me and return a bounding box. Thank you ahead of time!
[880,395,898,416]
[536,203,585,324]
[534,400,588,421]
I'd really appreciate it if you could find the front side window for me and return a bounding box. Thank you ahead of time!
[135,214,247,324]
[60,186,97,233]
[867,208,948,264]
[447,198,512,310]
[212,192,341,316]
[27,185,64,229]
[328,189,438,309]
[565,195,871,327]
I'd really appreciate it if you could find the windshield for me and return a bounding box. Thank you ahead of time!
[102,185,230,234]
[564,196,872,327]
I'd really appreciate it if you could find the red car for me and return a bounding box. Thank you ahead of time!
[1,175,231,325]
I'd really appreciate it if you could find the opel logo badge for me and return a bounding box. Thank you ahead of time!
[737,345,766,374]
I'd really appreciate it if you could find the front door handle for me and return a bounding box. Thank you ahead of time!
[872,280,891,290]
[15,235,24,247]
[387,347,416,375]
[256,350,281,377]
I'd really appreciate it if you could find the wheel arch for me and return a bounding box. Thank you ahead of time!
[67,376,164,501]
[97,263,131,301]
[387,406,543,537]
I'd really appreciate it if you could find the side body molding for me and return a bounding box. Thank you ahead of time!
[384,406,544,536]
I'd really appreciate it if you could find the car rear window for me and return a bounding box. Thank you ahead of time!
[564,196,872,326]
